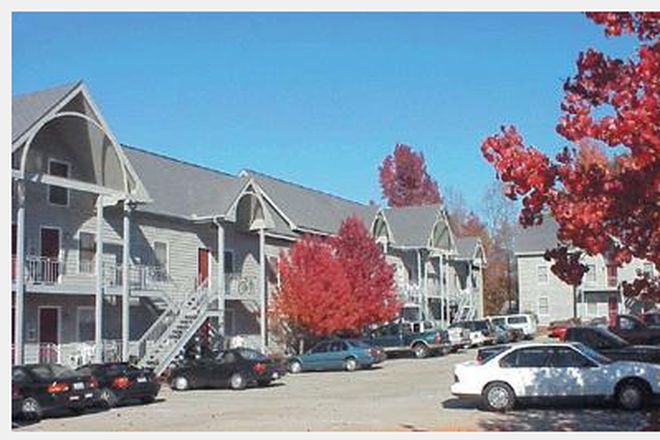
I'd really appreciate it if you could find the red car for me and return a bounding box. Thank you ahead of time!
[548,318,581,340]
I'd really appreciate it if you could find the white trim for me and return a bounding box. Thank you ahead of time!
[237,173,298,231]
[37,305,62,346]
[39,226,63,277]
[538,296,550,317]
[536,263,550,285]
[47,158,71,207]
[75,306,95,342]
[197,247,211,285]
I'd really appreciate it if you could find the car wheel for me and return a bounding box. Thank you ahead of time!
[412,343,430,359]
[617,380,649,411]
[289,360,302,374]
[483,382,515,412]
[141,395,156,404]
[171,376,190,391]
[230,373,246,390]
[99,388,119,408]
[21,397,42,421]
[344,357,358,372]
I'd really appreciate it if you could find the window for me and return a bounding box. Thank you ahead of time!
[538,297,549,316]
[47,160,69,206]
[585,264,597,284]
[536,265,549,284]
[154,241,168,270]
[78,232,96,274]
[548,347,595,368]
[76,307,95,342]
[500,347,552,368]
[224,250,235,274]
[310,342,329,354]
[619,316,640,331]
[587,302,598,316]
[643,263,655,276]
[606,264,618,287]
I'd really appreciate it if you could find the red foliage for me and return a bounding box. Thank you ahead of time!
[273,217,399,337]
[379,143,442,207]
[481,13,660,301]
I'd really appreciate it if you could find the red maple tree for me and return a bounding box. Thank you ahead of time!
[272,217,399,346]
[379,143,443,207]
[481,12,660,302]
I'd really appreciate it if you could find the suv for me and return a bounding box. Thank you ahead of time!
[363,321,450,359]
[487,314,538,339]
[450,320,496,347]
[609,314,660,345]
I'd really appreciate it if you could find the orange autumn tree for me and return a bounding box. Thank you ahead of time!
[481,12,660,303]
[272,217,399,352]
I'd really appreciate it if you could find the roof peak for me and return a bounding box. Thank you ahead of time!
[242,168,371,209]
[13,80,82,100]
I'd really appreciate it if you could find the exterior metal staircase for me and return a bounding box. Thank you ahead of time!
[134,279,212,376]
[453,289,476,323]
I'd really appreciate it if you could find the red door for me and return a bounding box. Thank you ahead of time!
[39,307,59,363]
[40,228,60,282]
[197,248,209,286]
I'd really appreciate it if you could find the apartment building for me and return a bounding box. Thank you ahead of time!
[11,81,485,374]
[515,216,658,325]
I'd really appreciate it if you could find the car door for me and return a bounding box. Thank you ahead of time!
[498,346,553,397]
[213,352,238,387]
[545,346,598,397]
[303,342,329,371]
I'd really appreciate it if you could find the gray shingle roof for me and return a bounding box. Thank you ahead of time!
[514,215,564,254]
[383,204,442,247]
[12,81,81,143]
[456,236,479,259]
[243,170,377,235]
[122,145,248,220]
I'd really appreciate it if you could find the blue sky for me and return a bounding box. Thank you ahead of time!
[12,12,636,213]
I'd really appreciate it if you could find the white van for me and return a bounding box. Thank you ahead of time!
[486,314,538,339]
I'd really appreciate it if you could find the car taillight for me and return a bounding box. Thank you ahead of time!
[88,377,98,389]
[253,362,266,374]
[111,376,130,389]
[12,385,21,399]
[435,333,442,343]
[47,381,70,393]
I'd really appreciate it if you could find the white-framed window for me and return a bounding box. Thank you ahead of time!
[224,250,235,274]
[78,232,96,274]
[76,306,95,342]
[643,262,655,276]
[536,264,549,285]
[538,296,549,316]
[47,159,70,206]
[585,264,597,285]
[154,241,169,270]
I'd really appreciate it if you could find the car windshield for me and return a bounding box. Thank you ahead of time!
[28,364,79,381]
[572,343,613,364]
[645,313,660,326]
[595,328,629,348]
[348,340,371,349]
[508,316,527,324]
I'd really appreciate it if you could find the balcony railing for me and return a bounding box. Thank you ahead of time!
[103,263,174,290]
[13,340,124,368]
[225,274,259,299]
[12,255,64,285]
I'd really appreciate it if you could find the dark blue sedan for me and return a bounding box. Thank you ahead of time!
[288,339,386,373]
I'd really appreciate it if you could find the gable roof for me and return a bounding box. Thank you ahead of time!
[514,215,564,254]
[241,169,377,235]
[456,236,479,259]
[122,145,248,220]
[383,204,443,248]
[12,81,81,144]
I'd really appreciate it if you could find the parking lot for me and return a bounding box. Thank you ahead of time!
[14,342,659,432]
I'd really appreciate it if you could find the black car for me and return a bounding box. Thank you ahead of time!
[564,326,660,364]
[76,362,161,408]
[12,364,100,421]
[169,347,288,391]
[12,383,23,420]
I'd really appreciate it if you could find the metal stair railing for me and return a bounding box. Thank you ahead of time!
[136,279,211,375]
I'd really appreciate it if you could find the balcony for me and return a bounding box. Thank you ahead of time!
[12,255,64,285]
[225,274,259,300]
[12,340,125,368]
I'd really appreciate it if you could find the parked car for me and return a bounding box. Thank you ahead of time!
[12,364,100,421]
[609,314,660,345]
[476,345,511,364]
[492,323,513,345]
[487,314,538,339]
[446,326,472,351]
[641,311,660,329]
[451,342,660,412]
[289,339,386,373]
[76,362,161,408]
[12,384,23,420]
[450,320,496,347]
[562,326,660,364]
[547,318,581,339]
[487,317,525,342]
[363,321,449,359]
[169,347,287,391]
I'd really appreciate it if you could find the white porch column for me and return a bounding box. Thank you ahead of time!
[94,195,104,363]
[121,202,132,362]
[14,181,26,365]
[259,227,267,352]
[439,254,445,329]
[422,254,428,320]
[215,219,226,340]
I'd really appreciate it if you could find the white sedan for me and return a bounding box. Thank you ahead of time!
[451,342,660,412]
